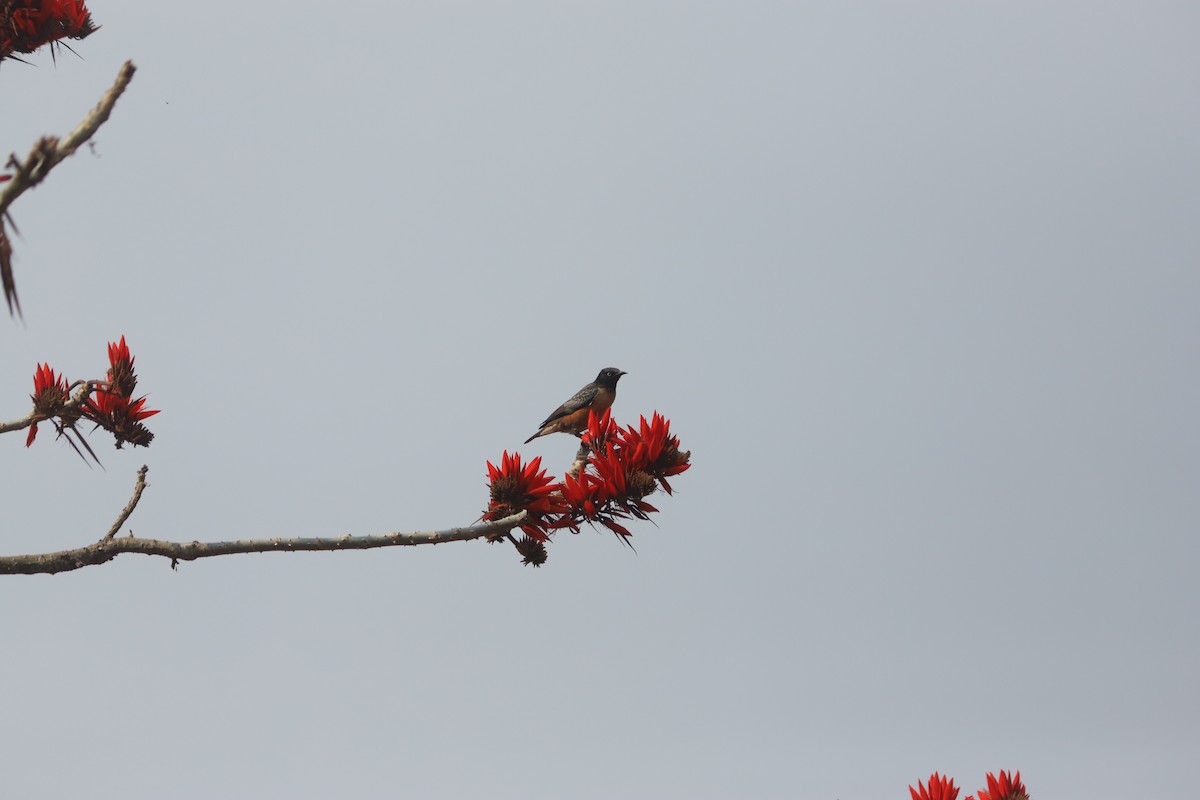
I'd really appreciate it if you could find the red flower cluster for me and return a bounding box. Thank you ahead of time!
[1,0,96,62]
[25,362,69,446]
[909,771,1028,800]
[556,409,690,540]
[22,336,159,458]
[482,409,690,563]
[611,410,692,495]
[910,773,959,800]
[975,771,1028,800]
[482,451,565,541]
[83,335,159,448]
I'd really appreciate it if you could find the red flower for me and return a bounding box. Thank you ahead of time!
[552,410,688,543]
[580,407,618,452]
[105,334,138,396]
[483,451,565,541]
[87,334,159,446]
[1,0,97,62]
[975,771,1028,800]
[556,471,631,539]
[556,469,614,527]
[26,362,69,447]
[85,390,159,448]
[483,409,688,560]
[30,362,68,407]
[617,411,691,494]
[911,772,960,800]
[80,336,158,448]
[590,446,659,510]
[554,449,656,543]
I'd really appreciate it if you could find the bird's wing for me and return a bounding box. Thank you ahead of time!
[537,384,599,428]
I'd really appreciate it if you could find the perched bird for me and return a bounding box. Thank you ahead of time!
[524,367,627,444]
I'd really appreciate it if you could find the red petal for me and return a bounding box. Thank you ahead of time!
[603,519,632,537]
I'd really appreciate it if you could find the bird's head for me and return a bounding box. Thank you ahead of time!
[595,367,627,388]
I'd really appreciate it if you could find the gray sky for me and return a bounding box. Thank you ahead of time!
[2,2,1197,798]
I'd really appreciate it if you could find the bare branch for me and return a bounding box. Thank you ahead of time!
[0,511,531,576]
[1,60,136,315]
[0,465,531,575]
[103,464,148,539]
[0,60,136,210]
[0,409,37,437]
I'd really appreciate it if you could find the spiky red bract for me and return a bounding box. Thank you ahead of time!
[107,335,131,365]
[26,362,70,446]
[83,336,159,448]
[580,407,617,452]
[554,415,686,540]
[1,0,97,62]
[30,362,67,407]
[483,450,565,541]
[617,411,691,494]
[910,772,960,800]
[553,470,613,532]
[84,391,159,448]
[105,334,138,396]
[87,390,159,422]
[975,771,1028,800]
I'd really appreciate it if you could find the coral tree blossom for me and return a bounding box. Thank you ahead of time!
[910,772,960,800]
[556,409,691,539]
[483,408,690,564]
[1,0,97,61]
[83,335,159,448]
[25,362,69,446]
[483,451,565,541]
[614,410,691,494]
[975,771,1028,800]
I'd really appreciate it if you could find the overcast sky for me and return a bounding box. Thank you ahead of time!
[2,2,1197,798]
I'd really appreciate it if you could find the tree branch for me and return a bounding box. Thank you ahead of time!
[0,465,531,576]
[0,515,531,576]
[2,60,136,315]
[568,440,590,479]
[0,409,36,436]
[103,464,147,539]
[0,60,136,211]
[0,380,99,435]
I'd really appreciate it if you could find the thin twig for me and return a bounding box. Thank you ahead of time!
[568,440,591,479]
[103,464,148,539]
[1,60,136,314]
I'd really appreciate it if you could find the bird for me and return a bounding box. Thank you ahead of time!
[524,368,627,444]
